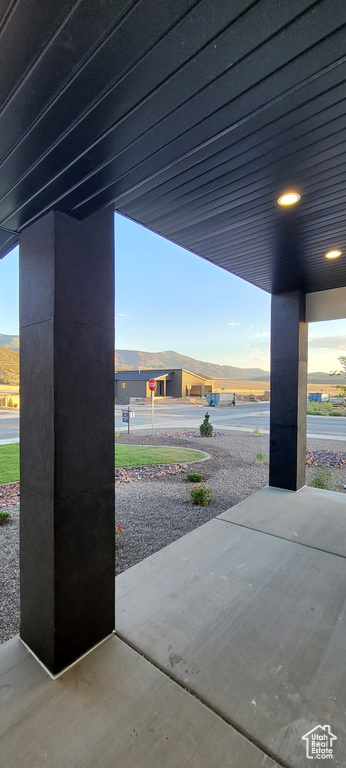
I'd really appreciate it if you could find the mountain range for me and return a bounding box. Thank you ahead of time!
[115,349,271,380]
[0,336,337,386]
[0,347,19,385]
[115,349,334,385]
[0,334,19,351]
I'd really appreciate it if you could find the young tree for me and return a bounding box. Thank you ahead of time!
[200,412,213,437]
[331,356,346,397]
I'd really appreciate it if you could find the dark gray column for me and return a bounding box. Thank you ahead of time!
[19,208,115,675]
[269,290,307,491]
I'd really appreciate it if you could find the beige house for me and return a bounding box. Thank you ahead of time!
[115,369,213,404]
[0,391,20,407]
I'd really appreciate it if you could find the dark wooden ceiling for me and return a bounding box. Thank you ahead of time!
[0,0,346,293]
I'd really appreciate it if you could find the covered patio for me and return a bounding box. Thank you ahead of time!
[1,1,346,765]
[2,486,346,766]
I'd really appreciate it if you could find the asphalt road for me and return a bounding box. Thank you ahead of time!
[1,401,346,443]
[116,400,270,432]
[0,415,20,444]
[115,400,346,440]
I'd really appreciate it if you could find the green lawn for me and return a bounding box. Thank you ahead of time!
[0,443,205,484]
[0,443,20,484]
[114,445,204,467]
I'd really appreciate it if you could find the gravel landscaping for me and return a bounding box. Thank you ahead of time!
[1,429,346,643]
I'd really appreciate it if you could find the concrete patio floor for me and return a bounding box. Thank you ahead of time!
[1,486,346,767]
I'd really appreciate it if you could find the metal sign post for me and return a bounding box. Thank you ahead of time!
[148,378,157,429]
[121,408,135,432]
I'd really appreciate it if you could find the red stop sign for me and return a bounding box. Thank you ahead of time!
[148,378,157,392]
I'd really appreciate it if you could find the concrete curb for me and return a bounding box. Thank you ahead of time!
[116,444,210,464]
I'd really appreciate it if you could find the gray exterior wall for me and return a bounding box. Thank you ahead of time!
[166,370,183,397]
[115,379,147,403]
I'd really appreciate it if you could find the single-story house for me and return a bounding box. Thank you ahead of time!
[115,369,214,403]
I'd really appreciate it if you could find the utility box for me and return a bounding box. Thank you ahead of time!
[308,392,322,402]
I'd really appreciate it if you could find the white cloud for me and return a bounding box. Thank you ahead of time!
[228,322,240,326]
[309,334,346,350]
[116,313,131,318]
[249,331,270,339]
[246,343,270,367]
[250,354,270,366]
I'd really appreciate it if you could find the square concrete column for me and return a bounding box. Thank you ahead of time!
[269,290,307,491]
[19,208,115,674]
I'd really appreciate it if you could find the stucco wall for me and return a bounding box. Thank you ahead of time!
[306,287,346,322]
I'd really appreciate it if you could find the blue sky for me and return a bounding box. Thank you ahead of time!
[0,212,345,372]
[115,214,271,369]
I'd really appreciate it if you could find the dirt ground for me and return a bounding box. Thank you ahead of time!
[213,379,340,397]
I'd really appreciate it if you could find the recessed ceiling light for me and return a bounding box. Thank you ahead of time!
[325,249,342,260]
[277,191,301,206]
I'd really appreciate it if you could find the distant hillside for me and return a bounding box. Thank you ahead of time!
[0,340,335,388]
[115,349,271,381]
[115,349,336,385]
[0,347,19,385]
[0,334,19,351]
[307,371,340,385]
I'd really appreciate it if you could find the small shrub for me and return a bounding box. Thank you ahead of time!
[307,401,334,415]
[255,452,266,463]
[253,427,260,437]
[309,469,332,490]
[307,403,320,415]
[0,510,11,524]
[115,524,124,538]
[7,397,13,407]
[187,472,205,482]
[200,412,213,437]
[187,485,212,506]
